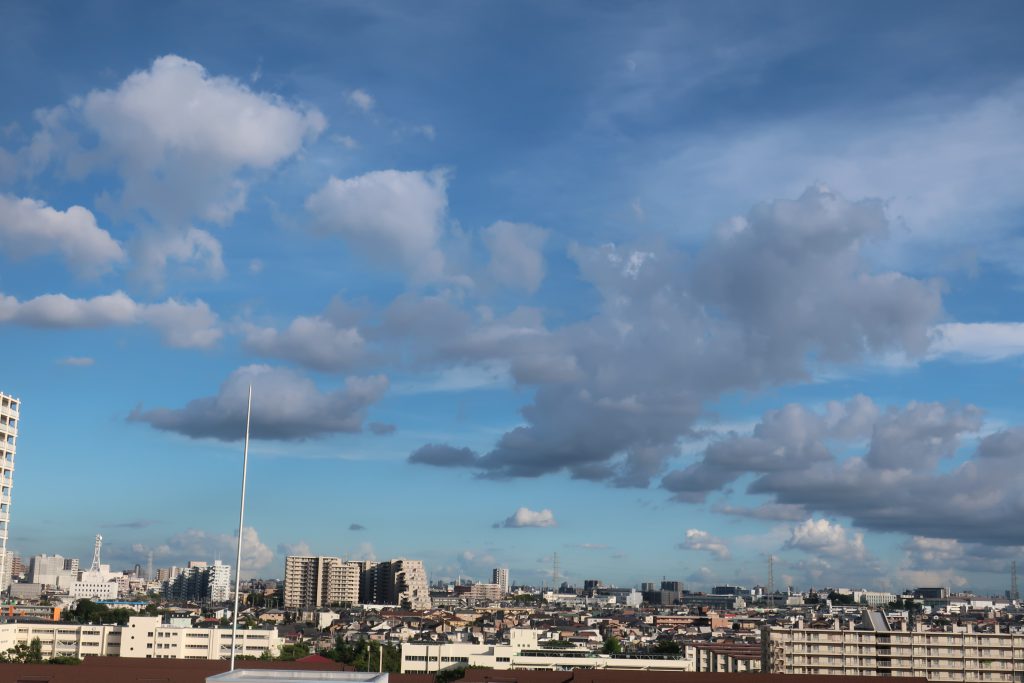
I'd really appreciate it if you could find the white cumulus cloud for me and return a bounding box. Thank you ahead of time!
[0,194,124,277]
[680,528,731,560]
[495,507,557,528]
[0,290,221,348]
[306,169,451,282]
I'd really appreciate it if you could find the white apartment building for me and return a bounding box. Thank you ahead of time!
[493,567,509,595]
[208,560,231,602]
[0,391,20,591]
[0,616,281,660]
[763,613,1024,682]
[401,628,694,674]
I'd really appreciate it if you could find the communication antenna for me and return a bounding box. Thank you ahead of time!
[1012,561,1019,601]
[767,555,774,607]
[552,552,560,590]
[90,534,103,572]
[147,551,154,581]
[230,385,253,672]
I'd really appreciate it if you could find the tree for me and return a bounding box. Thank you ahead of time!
[652,640,681,655]
[1,638,44,663]
[436,667,468,683]
[320,638,399,672]
[602,636,622,654]
[277,642,311,661]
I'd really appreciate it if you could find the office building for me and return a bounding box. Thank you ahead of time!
[762,611,1024,681]
[28,554,79,588]
[0,391,19,591]
[493,567,509,595]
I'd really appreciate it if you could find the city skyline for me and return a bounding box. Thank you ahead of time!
[1,2,1023,594]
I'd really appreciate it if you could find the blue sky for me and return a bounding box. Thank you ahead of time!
[2,1,1024,594]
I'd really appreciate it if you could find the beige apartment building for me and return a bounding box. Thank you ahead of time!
[283,556,361,608]
[763,614,1024,682]
[0,616,281,660]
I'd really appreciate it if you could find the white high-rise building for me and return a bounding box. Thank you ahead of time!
[0,392,20,591]
[208,560,231,602]
[493,567,509,595]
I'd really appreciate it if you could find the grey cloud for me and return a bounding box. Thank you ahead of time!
[713,502,807,521]
[663,399,858,502]
[482,221,549,293]
[686,398,1024,547]
[349,523,366,531]
[129,364,388,441]
[693,185,942,366]
[102,519,158,529]
[368,422,396,436]
[405,188,944,488]
[409,444,479,467]
[243,316,364,372]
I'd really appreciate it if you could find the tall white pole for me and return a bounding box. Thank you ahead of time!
[230,385,253,671]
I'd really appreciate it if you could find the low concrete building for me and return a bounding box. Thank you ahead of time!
[0,615,281,660]
[401,628,693,675]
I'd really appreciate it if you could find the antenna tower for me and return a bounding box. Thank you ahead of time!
[767,554,774,606]
[552,552,560,589]
[90,534,103,572]
[147,551,154,581]
[1012,560,1019,601]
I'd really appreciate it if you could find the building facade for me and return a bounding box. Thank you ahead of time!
[0,616,280,660]
[493,567,509,595]
[0,392,19,591]
[763,616,1024,682]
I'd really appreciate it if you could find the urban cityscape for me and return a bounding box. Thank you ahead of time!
[1,2,1023,683]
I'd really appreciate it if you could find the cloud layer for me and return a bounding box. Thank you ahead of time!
[407,186,943,487]
[128,364,388,441]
